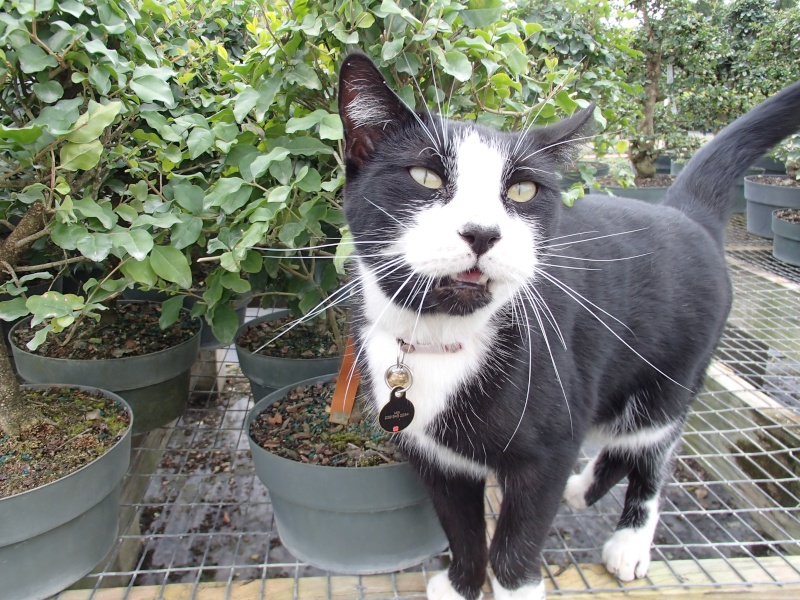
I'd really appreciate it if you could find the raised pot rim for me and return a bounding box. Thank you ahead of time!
[8,300,202,367]
[0,384,132,502]
[247,373,413,475]
[235,310,344,366]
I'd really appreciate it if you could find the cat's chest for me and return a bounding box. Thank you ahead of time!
[362,327,494,477]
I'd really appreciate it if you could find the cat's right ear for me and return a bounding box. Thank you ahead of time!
[338,52,414,168]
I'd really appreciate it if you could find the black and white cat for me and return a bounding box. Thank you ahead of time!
[337,51,800,600]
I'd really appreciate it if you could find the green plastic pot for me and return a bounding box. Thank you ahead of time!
[745,175,800,238]
[9,303,201,433]
[772,209,800,267]
[247,374,447,574]
[0,385,132,600]
[235,310,342,399]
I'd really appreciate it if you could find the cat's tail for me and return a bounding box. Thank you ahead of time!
[663,79,800,243]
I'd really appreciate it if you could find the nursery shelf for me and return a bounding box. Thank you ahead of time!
[51,216,800,599]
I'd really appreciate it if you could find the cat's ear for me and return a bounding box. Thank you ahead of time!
[338,52,415,168]
[529,104,597,164]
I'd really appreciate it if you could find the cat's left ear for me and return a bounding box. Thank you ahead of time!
[529,104,597,164]
[338,52,415,168]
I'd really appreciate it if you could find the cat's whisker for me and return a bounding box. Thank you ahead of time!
[517,132,605,163]
[365,197,410,230]
[540,252,654,263]
[520,281,567,350]
[541,230,600,243]
[536,268,691,392]
[542,227,650,250]
[404,55,444,150]
[539,262,601,272]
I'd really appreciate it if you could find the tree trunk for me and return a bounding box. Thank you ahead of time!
[0,201,48,436]
[0,337,36,436]
[630,1,663,179]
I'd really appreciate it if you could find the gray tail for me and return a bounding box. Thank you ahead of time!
[663,79,800,244]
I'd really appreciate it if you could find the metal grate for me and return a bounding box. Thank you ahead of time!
[55,217,800,599]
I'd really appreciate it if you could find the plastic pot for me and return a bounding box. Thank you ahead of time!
[772,209,800,267]
[0,385,132,600]
[235,310,342,399]
[9,303,201,433]
[247,374,447,574]
[745,176,800,238]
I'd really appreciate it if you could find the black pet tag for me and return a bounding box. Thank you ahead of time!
[379,387,415,433]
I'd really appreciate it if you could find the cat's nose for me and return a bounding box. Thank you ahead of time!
[459,224,501,256]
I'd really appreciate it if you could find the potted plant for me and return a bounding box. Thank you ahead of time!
[745,135,800,238]
[247,373,447,573]
[772,208,800,267]
[0,331,133,598]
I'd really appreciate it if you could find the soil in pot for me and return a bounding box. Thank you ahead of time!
[775,209,800,224]
[0,387,130,498]
[598,174,676,188]
[250,379,403,467]
[12,301,199,359]
[749,175,800,189]
[237,313,342,359]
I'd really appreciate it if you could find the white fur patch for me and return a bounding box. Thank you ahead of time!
[602,498,659,581]
[356,131,541,477]
[589,422,679,453]
[563,455,600,510]
[427,571,481,600]
[491,578,545,600]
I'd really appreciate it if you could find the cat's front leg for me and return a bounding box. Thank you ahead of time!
[411,457,488,600]
[489,457,577,600]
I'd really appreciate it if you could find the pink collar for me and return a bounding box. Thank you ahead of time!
[398,338,464,354]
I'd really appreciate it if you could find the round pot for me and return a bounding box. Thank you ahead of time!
[654,154,672,174]
[745,176,800,238]
[9,303,201,433]
[235,310,342,399]
[123,287,249,350]
[729,167,765,214]
[669,160,686,176]
[753,155,787,175]
[247,375,447,574]
[560,161,610,189]
[0,385,132,600]
[605,184,670,203]
[772,210,800,267]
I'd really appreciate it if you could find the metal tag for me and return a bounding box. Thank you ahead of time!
[378,387,415,432]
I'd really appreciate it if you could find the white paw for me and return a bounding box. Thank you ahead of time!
[602,528,652,581]
[491,578,545,600]
[427,571,481,600]
[563,473,590,510]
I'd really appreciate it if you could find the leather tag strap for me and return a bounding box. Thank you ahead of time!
[329,336,360,424]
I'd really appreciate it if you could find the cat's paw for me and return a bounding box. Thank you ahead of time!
[490,578,545,600]
[427,571,481,600]
[602,528,652,581]
[562,471,591,510]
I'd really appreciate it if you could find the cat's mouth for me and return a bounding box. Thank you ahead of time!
[438,268,490,291]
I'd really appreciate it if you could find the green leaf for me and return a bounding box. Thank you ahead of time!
[186,127,215,159]
[319,114,343,140]
[27,292,84,325]
[112,230,154,261]
[159,296,184,329]
[73,197,115,229]
[382,38,405,61]
[220,271,251,294]
[32,81,64,103]
[60,140,103,171]
[171,216,203,250]
[0,124,43,144]
[461,0,503,28]
[66,100,122,143]
[554,91,578,115]
[247,147,291,181]
[278,222,305,246]
[131,65,176,106]
[334,229,354,275]
[233,86,260,123]
[285,63,321,90]
[51,223,88,250]
[173,183,205,214]
[241,250,263,274]
[0,297,30,321]
[204,177,245,207]
[150,246,192,288]
[268,186,291,205]
[295,168,322,193]
[121,258,157,287]
[209,304,239,345]
[27,323,53,350]
[18,44,57,73]
[440,51,472,82]
[282,137,334,156]
[77,232,113,261]
[286,110,327,133]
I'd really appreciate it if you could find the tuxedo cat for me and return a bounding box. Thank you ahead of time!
[338,51,800,600]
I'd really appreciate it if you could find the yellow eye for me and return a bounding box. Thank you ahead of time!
[409,167,443,189]
[507,181,537,203]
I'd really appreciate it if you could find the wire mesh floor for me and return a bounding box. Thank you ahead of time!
[56,215,800,599]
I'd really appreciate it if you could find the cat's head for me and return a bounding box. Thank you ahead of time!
[339,52,594,320]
